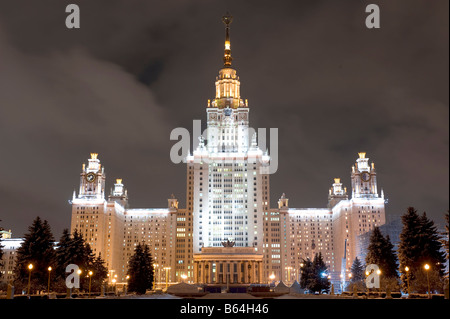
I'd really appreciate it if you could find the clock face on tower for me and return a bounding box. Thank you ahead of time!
[85,172,96,183]
[361,172,371,182]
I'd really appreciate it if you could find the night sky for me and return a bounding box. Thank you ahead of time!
[0,0,448,238]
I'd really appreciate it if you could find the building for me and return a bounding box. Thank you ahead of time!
[0,236,23,285]
[69,14,387,290]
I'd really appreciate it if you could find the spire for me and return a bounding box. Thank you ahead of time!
[222,12,233,67]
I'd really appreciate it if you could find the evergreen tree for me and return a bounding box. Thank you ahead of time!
[383,235,399,278]
[90,253,108,292]
[55,229,72,281]
[442,211,449,263]
[366,227,386,269]
[312,252,331,294]
[127,243,154,294]
[418,212,446,276]
[54,229,98,291]
[350,257,365,283]
[13,217,56,292]
[365,226,398,278]
[398,207,421,269]
[398,207,446,293]
[299,253,330,294]
[299,258,314,290]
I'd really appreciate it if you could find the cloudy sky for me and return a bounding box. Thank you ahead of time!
[0,0,448,238]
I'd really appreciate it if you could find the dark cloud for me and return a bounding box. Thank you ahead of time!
[0,0,448,237]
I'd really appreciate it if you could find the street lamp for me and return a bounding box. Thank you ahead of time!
[47,266,52,296]
[299,263,304,283]
[269,273,275,286]
[153,263,158,290]
[181,274,187,283]
[404,266,410,296]
[424,264,431,298]
[164,267,171,289]
[376,269,382,294]
[88,271,93,298]
[27,264,33,297]
[285,266,293,284]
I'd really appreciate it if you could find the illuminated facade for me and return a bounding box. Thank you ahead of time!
[69,15,386,289]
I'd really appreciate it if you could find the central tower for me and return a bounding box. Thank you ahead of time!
[188,14,270,260]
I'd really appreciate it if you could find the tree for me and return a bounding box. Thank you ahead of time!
[418,212,446,277]
[55,229,72,282]
[13,217,56,292]
[398,207,446,293]
[312,252,331,294]
[347,257,366,292]
[127,243,153,294]
[383,235,399,278]
[299,253,330,294]
[365,227,399,279]
[350,257,365,283]
[90,253,108,292]
[54,229,96,291]
[440,211,449,262]
[299,258,314,290]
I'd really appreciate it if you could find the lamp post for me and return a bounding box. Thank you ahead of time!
[269,273,275,288]
[284,266,292,283]
[376,269,382,295]
[47,266,52,296]
[405,266,410,296]
[365,270,370,298]
[285,266,293,284]
[125,275,129,295]
[164,267,171,289]
[88,271,93,298]
[77,269,82,293]
[424,264,431,298]
[299,263,304,284]
[153,264,158,290]
[27,264,33,297]
[112,278,116,295]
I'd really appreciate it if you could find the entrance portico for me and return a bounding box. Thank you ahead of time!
[193,246,263,285]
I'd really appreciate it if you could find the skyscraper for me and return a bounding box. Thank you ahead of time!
[69,15,386,290]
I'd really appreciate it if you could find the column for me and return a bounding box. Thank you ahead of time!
[208,261,213,284]
[259,261,263,284]
[201,261,206,284]
[244,261,249,284]
[230,262,234,284]
[238,261,242,283]
[194,261,198,284]
[226,261,230,285]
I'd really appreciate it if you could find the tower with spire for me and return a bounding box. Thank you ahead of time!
[187,13,270,255]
